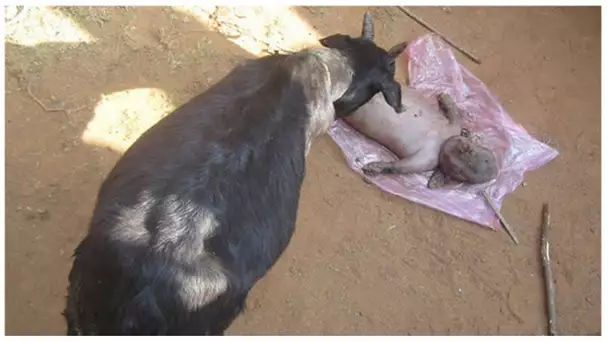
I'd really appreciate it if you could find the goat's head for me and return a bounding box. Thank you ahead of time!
[319,11,407,118]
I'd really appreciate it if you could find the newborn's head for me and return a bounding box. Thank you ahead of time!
[437,135,499,185]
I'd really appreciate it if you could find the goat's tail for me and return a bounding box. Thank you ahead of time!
[63,299,80,335]
[118,288,247,335]
[65,282,248,335]
[64,264,85,335]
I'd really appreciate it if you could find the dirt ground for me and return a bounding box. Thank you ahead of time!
[4,6,601,335]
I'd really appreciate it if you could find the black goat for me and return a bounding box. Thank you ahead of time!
[64,12,407,335]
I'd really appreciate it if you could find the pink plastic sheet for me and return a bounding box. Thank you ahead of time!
[328,34,559,230]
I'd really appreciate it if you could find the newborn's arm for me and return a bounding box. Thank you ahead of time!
[362,150,436,176]
[437,93,462,126]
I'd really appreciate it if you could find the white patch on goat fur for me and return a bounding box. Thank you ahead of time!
[154,195,229,310]
[108,190,159,246]
[5,6,96,46]
[152,195,220,264]
[172,6,321,56]
[107,191,228,310]
[155,196,230,310]
[175,260,230,311]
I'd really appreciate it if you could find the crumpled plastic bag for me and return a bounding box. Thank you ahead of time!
[328,34,559,230]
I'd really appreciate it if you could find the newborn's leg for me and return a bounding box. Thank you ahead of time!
[437,93,462,126]
[362,152,435,176]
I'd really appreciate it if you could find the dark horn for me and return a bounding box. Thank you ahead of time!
[361,11,374,40]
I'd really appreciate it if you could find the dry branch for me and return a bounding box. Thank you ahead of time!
[481,190,519,244]
[541,203,558,336]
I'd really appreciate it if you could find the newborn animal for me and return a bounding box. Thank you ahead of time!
[344,86,499,188]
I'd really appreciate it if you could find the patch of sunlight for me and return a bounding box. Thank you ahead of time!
[172,6,321,57]
[82,88,176,153]
[4,6,95,46]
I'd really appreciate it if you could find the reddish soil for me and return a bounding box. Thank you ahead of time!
[4,6,601,335]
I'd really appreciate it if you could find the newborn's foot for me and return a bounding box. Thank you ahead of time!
[427,169,448,189]
[362,162,395,176]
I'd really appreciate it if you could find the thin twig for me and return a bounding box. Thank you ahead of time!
[541,203,558,336]
[67,105,86,115]
[27,82,65,112]
[27,82,83,126]
[396,6,482,65]
[481,190,519,244]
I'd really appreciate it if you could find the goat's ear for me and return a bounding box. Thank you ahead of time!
[361,11,374,41]
[427,169,448,189]
[379,80,405,113]
[387,42,408,60]
[319,34,350,50]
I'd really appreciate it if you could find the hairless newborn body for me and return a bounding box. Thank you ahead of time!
[345,85,499,188]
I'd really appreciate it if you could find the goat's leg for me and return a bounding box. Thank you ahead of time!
[437,93,462,126]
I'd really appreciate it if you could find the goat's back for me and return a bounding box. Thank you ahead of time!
[66,50,341,335]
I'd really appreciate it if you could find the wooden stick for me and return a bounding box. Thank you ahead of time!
[396,6,482,65]
[27,82,65,112]
[481,190,519,244]
[541,203,558,336]
[27,82,82,126]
